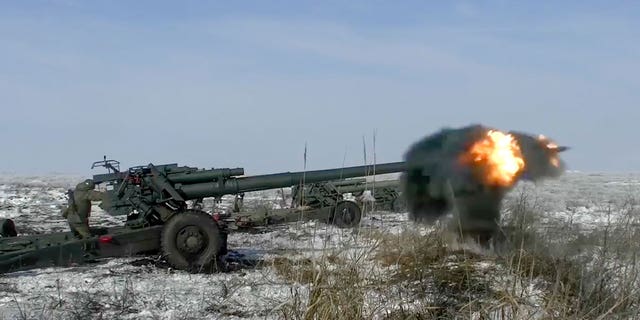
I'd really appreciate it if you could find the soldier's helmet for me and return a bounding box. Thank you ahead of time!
[76,179,96,191]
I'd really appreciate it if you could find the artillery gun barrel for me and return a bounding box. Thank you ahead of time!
[331,178,367,187]
[169,168,245,184]
[337,179,400,194]
[93,165,245,185]
[178,161,406,199]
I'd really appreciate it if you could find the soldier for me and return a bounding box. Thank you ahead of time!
[231,193,245,213]
[60,179,105,239]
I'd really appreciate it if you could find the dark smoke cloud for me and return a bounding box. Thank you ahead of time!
[400,124,567,239]
[508,130,566,180]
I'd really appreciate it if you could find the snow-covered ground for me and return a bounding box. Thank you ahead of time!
[0,172,638,319]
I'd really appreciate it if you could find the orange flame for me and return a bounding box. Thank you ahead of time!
[460,130,525,187]
[538,135,561,167]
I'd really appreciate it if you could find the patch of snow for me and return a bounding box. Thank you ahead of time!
[1,172,639,318]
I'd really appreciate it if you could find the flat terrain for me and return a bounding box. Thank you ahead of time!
[0,172,639,319]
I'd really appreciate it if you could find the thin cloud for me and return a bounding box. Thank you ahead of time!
[0,6,638,173]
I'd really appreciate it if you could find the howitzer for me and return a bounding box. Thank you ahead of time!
[95,161,405,227]
[226,178,404,230]
[290,178,405,213]
[0,159,406,274]
[96,159,405,270]
[337,179,405,212]
[224,200,362,230]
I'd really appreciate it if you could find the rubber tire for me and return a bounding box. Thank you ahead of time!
[390,197,407,213]
[0,219,17,237]
[331,201,362,228]
[160,210,222,273]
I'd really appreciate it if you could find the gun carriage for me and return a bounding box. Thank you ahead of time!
[224,176,406,230]
[0,157,406,273]
[290,178,404,213]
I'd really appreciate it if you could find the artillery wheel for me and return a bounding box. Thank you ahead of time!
[0,219,17,237]
[160,210,223,272]
[331,201,361,228]
[390,197,407,213]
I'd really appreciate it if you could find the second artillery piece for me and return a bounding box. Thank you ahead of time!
[328,178,404,213]
[0,157,406,273]
[291,177,404,213]
[224,177,403,230]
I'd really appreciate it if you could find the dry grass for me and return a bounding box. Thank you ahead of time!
[495,187,640,319]
[7,186,640,319]
[272,257,317,284]
[275,187,640,320]
[272,252,370,320]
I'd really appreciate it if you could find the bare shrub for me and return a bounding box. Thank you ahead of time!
[369,228,505,318]
[273,252,367,319]
[498,187,640,319]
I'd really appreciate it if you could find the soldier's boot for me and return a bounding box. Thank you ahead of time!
[78,224,101,260]
[69,222,92,239]
[69,222,99,260]
[82,242,100,261]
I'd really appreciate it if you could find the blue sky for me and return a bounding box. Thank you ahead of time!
[1,1,638,175]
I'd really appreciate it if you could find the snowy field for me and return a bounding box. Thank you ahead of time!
[0,172,639,319]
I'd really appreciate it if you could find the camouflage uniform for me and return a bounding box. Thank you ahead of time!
[232,193,244,213]
[61,179,104,239]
